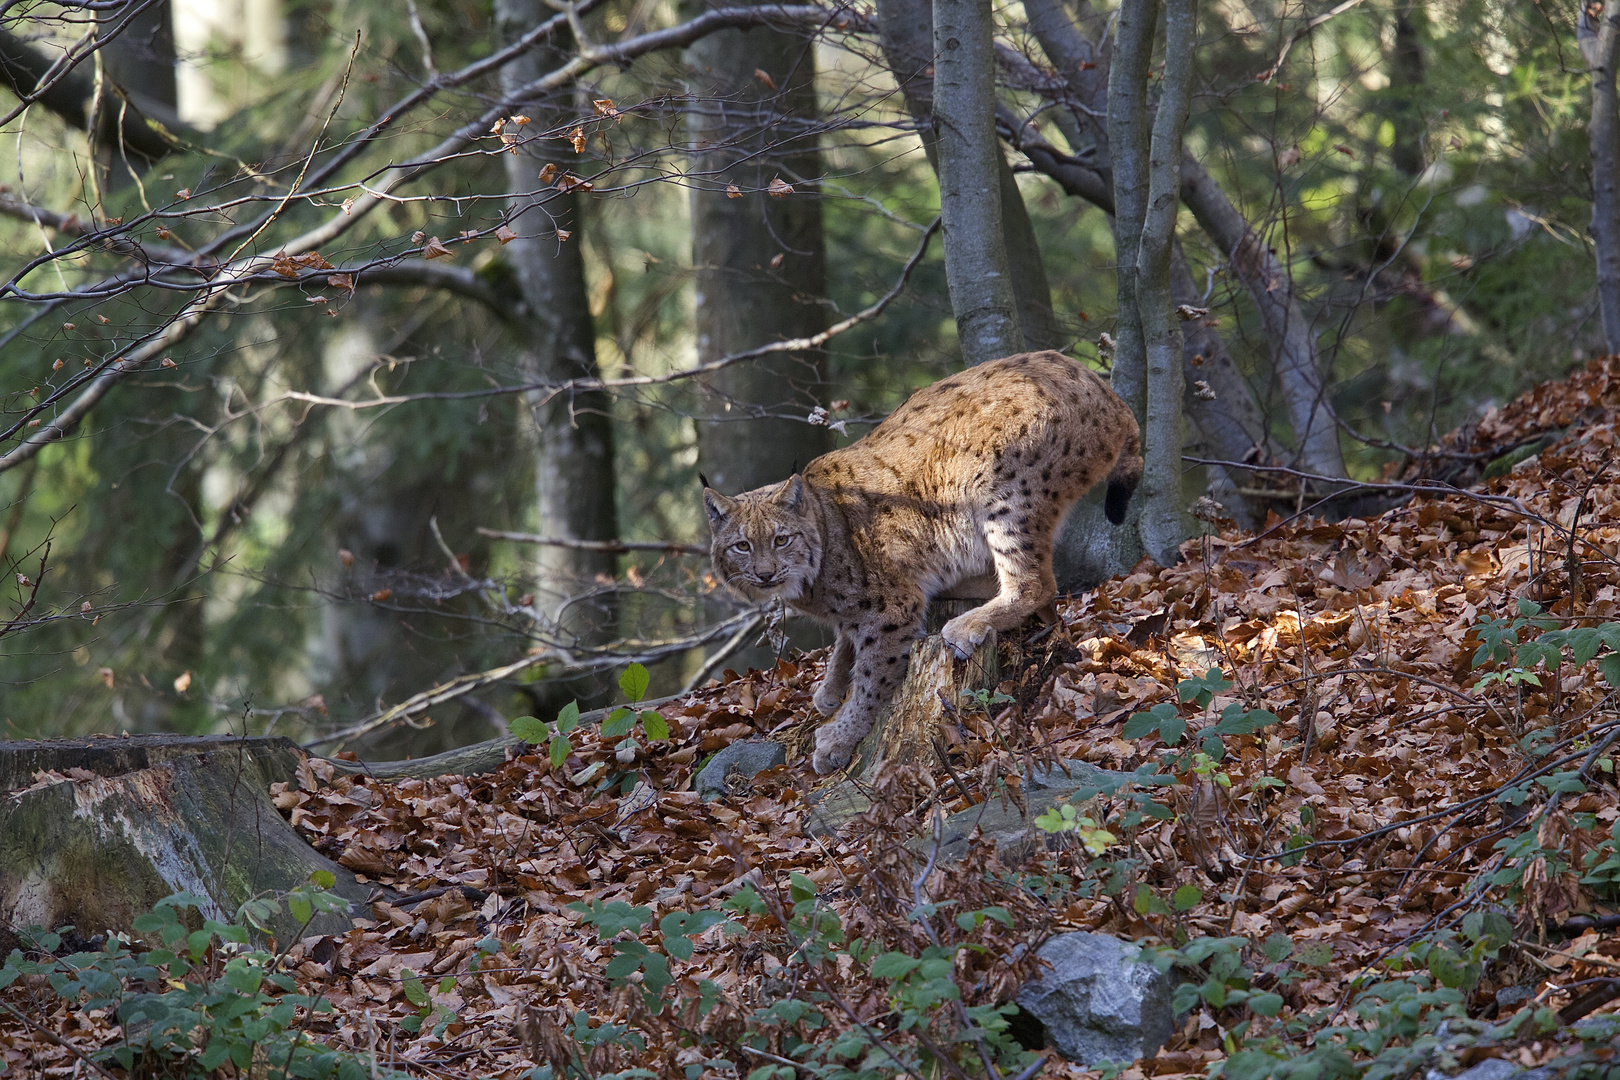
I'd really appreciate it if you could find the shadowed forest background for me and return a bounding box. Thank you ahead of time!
[0,0,1610,756]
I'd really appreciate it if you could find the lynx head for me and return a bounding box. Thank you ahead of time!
[702,474,822,603]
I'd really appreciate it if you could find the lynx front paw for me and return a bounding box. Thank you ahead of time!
[812,725,857,775]
[812,680,847,717]
[941,612,991,660]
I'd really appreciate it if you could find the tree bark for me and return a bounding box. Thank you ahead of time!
[1022,0,1346,480]
[685,5,832,495]
[932,0,1023,364]
[496,0,621,667]
[0,736,368,946]
[1130,0,1197,564]
[1105,0,1154,426]
[873,0,1056,350]
[1583,0,1620,354]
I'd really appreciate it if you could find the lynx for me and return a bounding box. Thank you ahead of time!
[702,351,1142,774]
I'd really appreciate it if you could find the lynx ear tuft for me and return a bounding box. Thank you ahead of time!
[698,472,712,490]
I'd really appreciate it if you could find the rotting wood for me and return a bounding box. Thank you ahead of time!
[0,735,369,945]
[809,602,1002,835]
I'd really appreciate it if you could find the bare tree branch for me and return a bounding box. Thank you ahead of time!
[478,529,707,557]
[0,3,874,475]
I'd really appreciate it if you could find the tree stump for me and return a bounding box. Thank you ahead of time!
[809,600,1003,835]
[0,695,667,944]
[0,735,371,945]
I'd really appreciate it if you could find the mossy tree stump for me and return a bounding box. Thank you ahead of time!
[0,735,372,946]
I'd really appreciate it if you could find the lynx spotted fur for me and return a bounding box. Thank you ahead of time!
[702,351,1143,774]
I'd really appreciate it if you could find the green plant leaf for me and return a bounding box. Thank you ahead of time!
[641,710,670,741]
[1248,991,1284,1016]
[510,715,549,745]
[620,662,651,703]
[1172,885,1203,911]
[402,969,431,1007]
[556,699,581,733]
[549,735,571,770]
[870,952,921,979]
[602,707,636,738]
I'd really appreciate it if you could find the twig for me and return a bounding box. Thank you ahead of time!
[479,528,707,557]
[1260,0,1369,82]
[684,613,767,692]
[0,540,49,638]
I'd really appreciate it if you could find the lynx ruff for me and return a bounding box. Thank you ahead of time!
[702,351,1143,775]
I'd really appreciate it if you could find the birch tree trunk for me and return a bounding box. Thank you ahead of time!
[933,0,1023,365]
[685,6,832,494]
[496,0,621,663]
[1583,0,1620,354]
[874,0,1057,350]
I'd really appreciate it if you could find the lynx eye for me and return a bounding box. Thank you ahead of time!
[731,540,751,553]
[773,534,791,548]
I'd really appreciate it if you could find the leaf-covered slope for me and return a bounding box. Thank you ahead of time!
[14,359,1620,1078]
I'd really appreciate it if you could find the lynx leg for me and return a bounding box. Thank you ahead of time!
[812,604,922,774]
[813,629,855,716]
[941,518,1058,659]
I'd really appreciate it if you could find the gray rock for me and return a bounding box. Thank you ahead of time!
[1016,932,1174,1066]
[1431,1061,1523,1080]
[695,740,786,800]
[925,759,1135,864]
[1426,1062,1561,1080]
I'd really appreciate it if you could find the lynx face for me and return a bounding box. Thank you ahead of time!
[703,476,823,604]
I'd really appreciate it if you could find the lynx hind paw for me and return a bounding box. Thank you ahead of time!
[812,722,862,775]
[941,613,991,660]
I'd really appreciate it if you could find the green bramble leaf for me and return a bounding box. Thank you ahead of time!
[549,735,571,769]
[556,699,581,733]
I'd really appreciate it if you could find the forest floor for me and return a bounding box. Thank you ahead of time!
[12,357,1620,1078]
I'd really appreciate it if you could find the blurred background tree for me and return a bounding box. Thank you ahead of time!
[0,0,1604,755]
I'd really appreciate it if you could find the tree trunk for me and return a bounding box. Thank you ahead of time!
[874,0,1057,350]
[1022,0,1346,480]
[1388,0,1428,180]
[933,0,1023,365]
[1584,0,1620,355]
[1178,157,1345,478]
[496,0,621,666]
[1129,0,1198,564]
[685,6,832,495]
[95,0,179,186]
[1014,133,1265,527]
